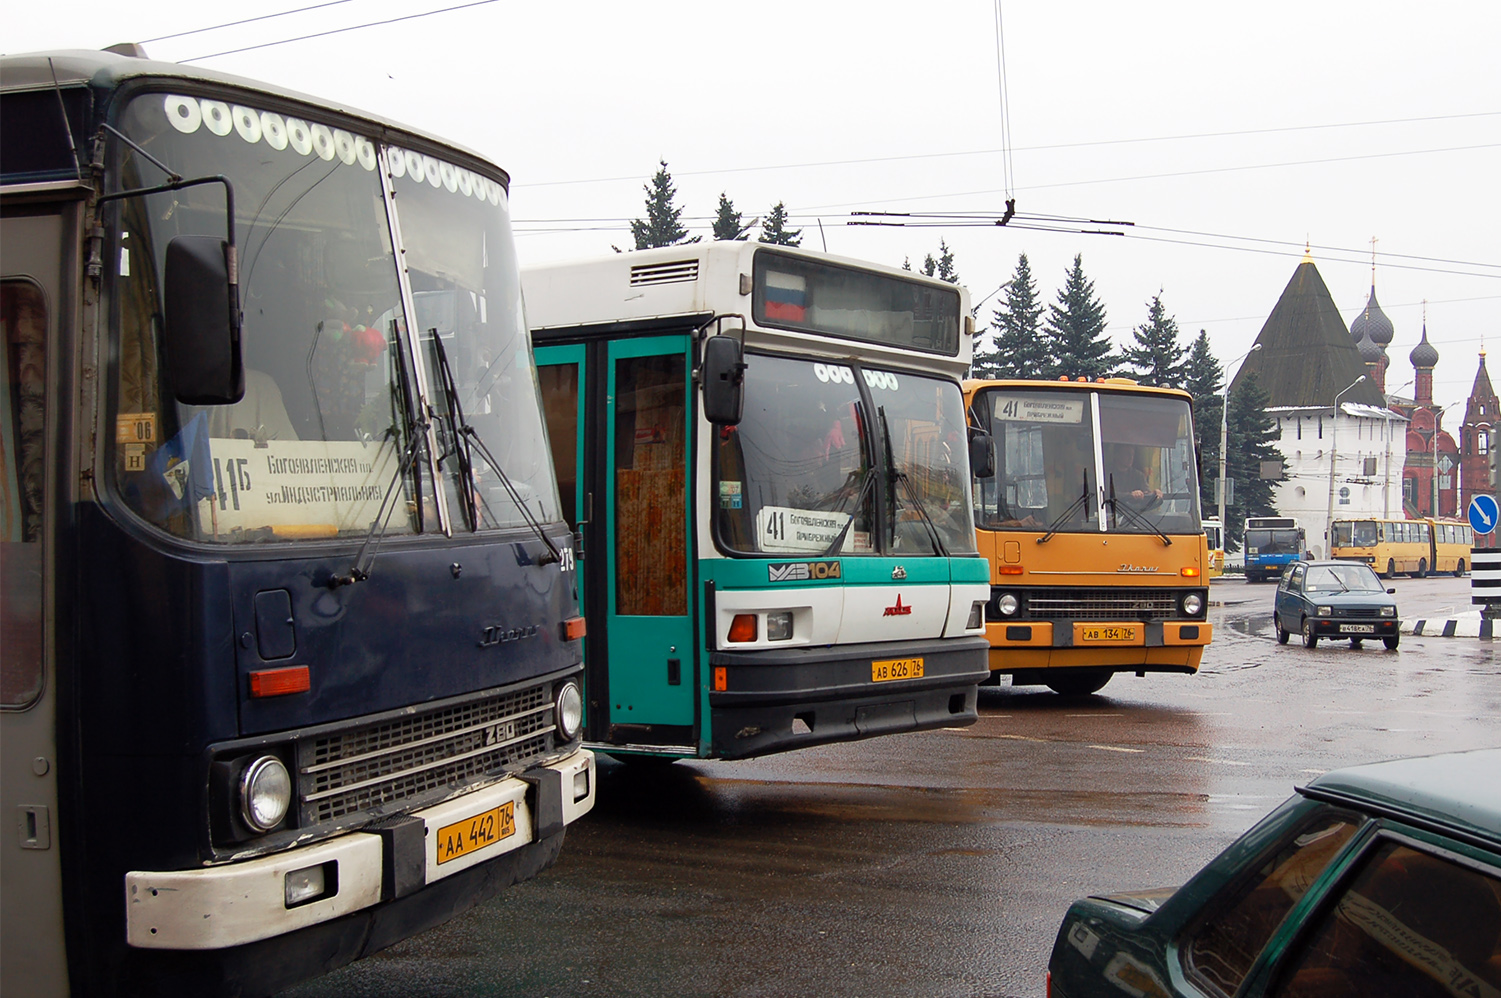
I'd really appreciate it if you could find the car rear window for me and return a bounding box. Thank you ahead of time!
[1183,808,1363,996]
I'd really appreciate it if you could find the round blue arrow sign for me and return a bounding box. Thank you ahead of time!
[1469,494,1499,535]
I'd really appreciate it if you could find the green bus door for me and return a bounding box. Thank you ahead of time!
[536,336,696,748]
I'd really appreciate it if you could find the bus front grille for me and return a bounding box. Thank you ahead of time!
[1023,588,1181,621]
[296,685,555,824]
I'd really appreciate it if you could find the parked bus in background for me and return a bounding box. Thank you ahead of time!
[1243,515,1308,582]
[964,377,1212,696]
[2,48,594,998]
[1203,517,1225,578]
[1330,517,1473,578]
[523,243,991,760]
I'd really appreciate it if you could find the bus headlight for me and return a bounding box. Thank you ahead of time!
[1181,593,1203,616]
[766,611,794,641]
[555,681,583,741]
[1317,606,1332,616]
[996,593,1020,616]
[240,755,292,832]
[966,601,985,629]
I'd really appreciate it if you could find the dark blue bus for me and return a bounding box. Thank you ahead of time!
[2,47,593,997]
[1243,515,1308,582]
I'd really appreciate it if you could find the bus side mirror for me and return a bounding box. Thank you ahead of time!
[969,431,995,478]
[701,335,745,425]
[164,234,243,405]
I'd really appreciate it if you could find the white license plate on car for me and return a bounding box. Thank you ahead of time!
[1340,624,1376,634]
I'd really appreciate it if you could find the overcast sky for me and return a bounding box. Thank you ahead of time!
[9,1,1499,409]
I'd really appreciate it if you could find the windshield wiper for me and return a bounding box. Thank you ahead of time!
[820,467,876,556]
[1105,475,1173,547]
[1037,473,1093,544]
[878,406,948,557]
[430,330,561,565]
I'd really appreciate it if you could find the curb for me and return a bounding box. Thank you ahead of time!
[1403,611,1494,639]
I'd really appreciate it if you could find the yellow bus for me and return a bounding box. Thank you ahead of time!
[966,378,1212,695]
[1330,517,1474,578]
[1203,517,1225,579]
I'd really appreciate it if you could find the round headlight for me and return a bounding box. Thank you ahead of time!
[240,755,291,832]
[555,681,583,741]
[1182,593,1203,616]
[997,593,1020,616]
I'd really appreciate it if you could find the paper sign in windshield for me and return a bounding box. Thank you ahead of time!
[992,395,1085,424]
[756,505,852,553]
[202,438,398,537]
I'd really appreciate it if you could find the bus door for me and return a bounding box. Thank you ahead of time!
[2,208,69,997]
[537,336,696,747]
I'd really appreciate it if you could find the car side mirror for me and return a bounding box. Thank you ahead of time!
[164,234,243,405]
[969,431,995,478]
[1387,588,1397,594]
[701,335,745,425]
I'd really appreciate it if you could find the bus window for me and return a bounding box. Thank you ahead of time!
[1098,392,1201,533]
[614,354,686,615]
[978,389,1096,531]
[1,279,45,707]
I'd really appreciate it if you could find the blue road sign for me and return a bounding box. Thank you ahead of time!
[1469,494,1499,535]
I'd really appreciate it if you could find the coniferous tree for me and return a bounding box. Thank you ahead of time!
[919,240,960,284]
[1224,372,1283,548]
[1182,329,1225,516]
[1045,254,1111,380]
[711,192,753,241]
[628,161,699,250]
[759,202,802,246]
[975,253,1047,379]
[1118,291,1186,388]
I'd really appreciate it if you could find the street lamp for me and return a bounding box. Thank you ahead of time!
[1325,374,1368,555]
[1218,344,1262,532]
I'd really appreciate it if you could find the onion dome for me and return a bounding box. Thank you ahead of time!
[1358,333,1384,363]
[1350,287,1395,346]
[1410,324,1440,369]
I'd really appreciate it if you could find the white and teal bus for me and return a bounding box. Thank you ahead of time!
[524,243,992,760]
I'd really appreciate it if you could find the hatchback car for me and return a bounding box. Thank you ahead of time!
[1273,560,1399,650]
[1047,748,1501,998]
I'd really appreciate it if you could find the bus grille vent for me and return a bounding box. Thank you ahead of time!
[629,260,699,286]
[297,684,554,824]
[1024,587,1181,621]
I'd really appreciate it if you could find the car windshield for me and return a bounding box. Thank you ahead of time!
[1304,565,1384,592]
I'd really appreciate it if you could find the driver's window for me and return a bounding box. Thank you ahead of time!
[1289,566,1306,591]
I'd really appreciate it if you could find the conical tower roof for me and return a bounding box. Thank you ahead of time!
[1232,258,1387,407]
[1350,286,1395,346]
[1463,350,1495,426]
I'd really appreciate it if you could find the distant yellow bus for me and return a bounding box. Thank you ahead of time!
[1203,518,1225,579]
[1330,517,1473,578]
[966,377,1211,696]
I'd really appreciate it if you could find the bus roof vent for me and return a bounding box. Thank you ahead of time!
[630,260,699,287]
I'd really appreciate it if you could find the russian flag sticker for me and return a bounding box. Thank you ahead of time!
[763,271,808,322]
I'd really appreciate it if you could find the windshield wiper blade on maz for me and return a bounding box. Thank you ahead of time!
[878,406,948,558]
[820,467,877,556]
[1105,475,1173,547]
[1037,473,1092,544]
[429,330,561,565]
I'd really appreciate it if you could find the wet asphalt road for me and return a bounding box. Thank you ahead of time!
[283,574,1501,998]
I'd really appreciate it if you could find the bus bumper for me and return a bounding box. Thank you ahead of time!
[125,749,594,951]
[985,620,1211,675]
[706,636,990,758]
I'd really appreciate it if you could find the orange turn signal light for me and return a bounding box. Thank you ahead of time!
[1181,567,1200,577]
[561,616,587,641]
[728,613,758,643]
[996,565,1024,575]
[713,666,728,691]
[249,666,310,699]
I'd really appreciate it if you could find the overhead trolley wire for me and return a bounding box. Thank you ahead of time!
[141,0,361,44]
[183,0,503,61]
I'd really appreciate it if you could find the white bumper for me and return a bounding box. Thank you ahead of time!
[126,749,595,950]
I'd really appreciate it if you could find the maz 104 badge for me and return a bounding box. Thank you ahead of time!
[767,560,842,582]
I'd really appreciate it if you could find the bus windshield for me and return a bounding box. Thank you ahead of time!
[1246,529,1301,553]
[714,355,974,555]
[1332,520,1379,547]
[972,388,1200,535]
[110,92,556,543]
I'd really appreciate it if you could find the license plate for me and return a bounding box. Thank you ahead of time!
[1081,625,1138,643]
[436,801,515,865]
[1340,624,1376,634]
[872,657,924,682]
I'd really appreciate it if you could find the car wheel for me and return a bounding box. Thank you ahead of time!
[1276,615,1290,644]
[1046,669,1112,696]
[1413,559,1427,579]
[1383,634,1400,650]
[1350,638,1363,649]
[1386,559,1396,579]
[1302,618,1319,649]
[1455,559,1466,578]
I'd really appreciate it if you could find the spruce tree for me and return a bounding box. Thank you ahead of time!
[1182,329,1225,516]
[629,161,699,250]
[1224,372,1283,548]
[1044,254,1111,380]
[920,240,960,284]
[711,192,753,241]
[976,253,1047,380]
[759,202,802,246]
[1118,291,1186,388]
